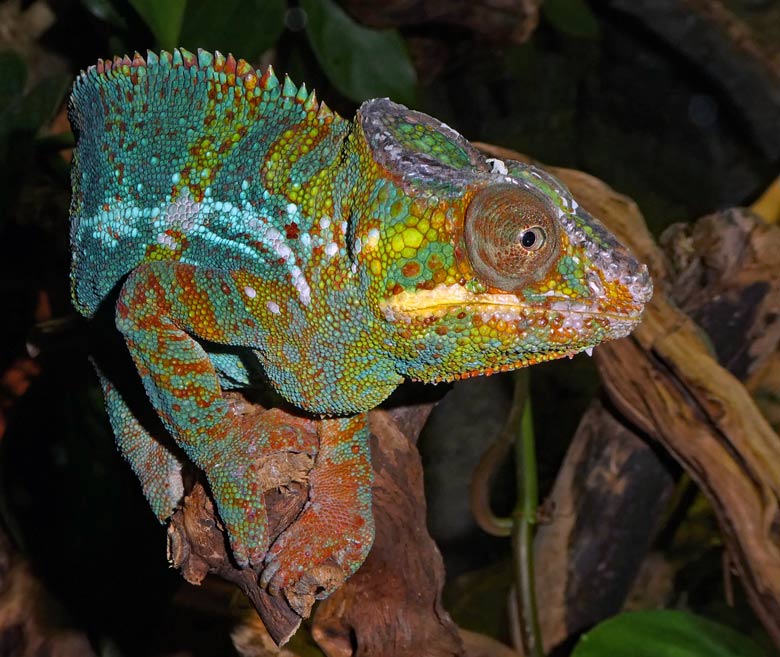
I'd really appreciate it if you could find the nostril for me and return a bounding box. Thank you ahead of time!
[630,264,653,304]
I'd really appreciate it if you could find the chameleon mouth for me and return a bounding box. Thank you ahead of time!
[380,284,646,325]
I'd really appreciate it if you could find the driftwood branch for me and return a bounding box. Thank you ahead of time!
[477,142,780,648]
[531,401,675,651]
[562,168,780,644]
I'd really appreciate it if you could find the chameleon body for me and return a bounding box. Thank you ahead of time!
[68,49,652,607]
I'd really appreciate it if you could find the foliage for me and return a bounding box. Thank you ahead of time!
[300,0,416,105]
[572,610,768,657]
[79,0,416,105]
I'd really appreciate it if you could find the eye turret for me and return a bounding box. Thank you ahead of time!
[464,184,561,292]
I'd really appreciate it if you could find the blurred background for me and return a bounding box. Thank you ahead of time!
[0,0,779,655]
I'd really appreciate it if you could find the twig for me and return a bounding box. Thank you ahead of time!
[511,371,544,657]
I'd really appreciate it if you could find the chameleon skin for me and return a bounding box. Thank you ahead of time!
[68,49,652,602]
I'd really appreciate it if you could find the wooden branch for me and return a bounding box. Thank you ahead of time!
[561,170,780,644]
[532,401,675,651]
[477,142,780,646]
[338,0,541,43]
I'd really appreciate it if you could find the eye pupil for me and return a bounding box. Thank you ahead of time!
[520,227,545,250]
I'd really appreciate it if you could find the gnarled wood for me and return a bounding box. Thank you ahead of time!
[565,172,780,644]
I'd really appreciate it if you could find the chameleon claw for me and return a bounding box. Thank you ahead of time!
[259,554,282,593]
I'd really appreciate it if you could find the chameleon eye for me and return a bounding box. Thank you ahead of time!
[464,184,560,291]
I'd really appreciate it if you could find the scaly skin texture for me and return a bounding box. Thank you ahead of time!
[68,49,652,604]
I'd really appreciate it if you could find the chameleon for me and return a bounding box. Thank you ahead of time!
[68,48,652,610]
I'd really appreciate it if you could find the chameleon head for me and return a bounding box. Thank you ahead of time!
[352,99,653,383]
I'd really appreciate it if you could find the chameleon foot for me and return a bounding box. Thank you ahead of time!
[260,497,375,608]
[260,414,374,604]
[205,409,318,568]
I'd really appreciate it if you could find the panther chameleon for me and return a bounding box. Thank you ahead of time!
[68,48,652,612]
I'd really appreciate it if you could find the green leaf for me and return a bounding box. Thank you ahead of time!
[572,610,767,657]
[129,0,185,50]
[179,0,285,61]
[542,0,600,39]
[301,0,416,105]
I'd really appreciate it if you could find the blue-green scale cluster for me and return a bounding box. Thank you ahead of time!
[69,55,347,318]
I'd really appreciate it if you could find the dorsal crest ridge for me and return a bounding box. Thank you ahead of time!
[76,48,334,119]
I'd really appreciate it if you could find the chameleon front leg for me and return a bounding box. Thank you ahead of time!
[115,261,314,567]
[262,413,374,607]
[96,366,185,520]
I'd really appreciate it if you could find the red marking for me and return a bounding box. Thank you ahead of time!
[391,284,403,295]
[116,299,129,319]
[401,261,420,278]
[284,222,300,239]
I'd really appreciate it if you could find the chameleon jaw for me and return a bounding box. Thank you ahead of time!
[386,284,643,385]
[380,284,646,328]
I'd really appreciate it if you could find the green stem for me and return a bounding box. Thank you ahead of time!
[512,372,544,656]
